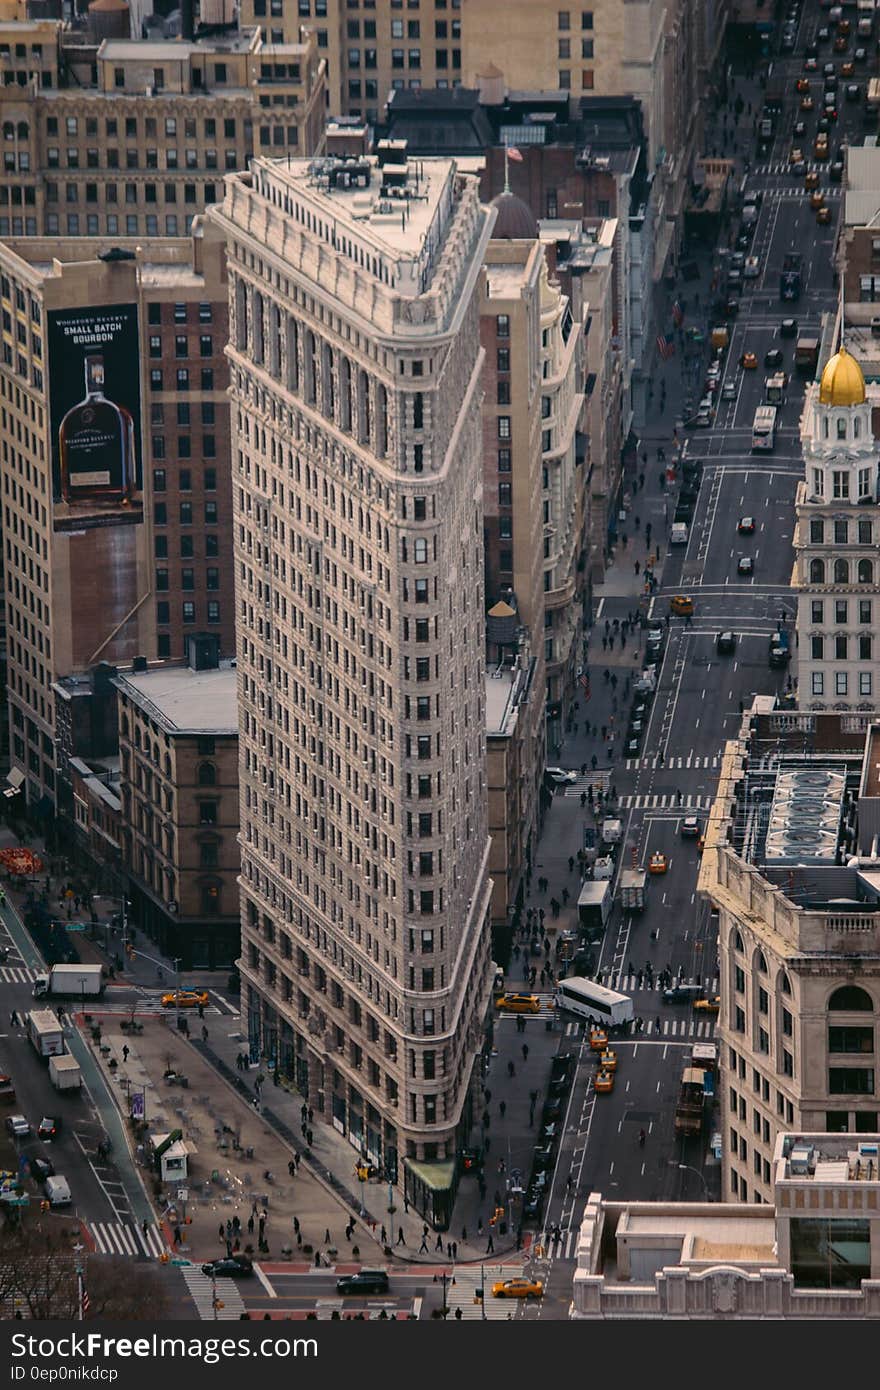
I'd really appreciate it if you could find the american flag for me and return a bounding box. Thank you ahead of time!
[579,672,591,698]
[656,332,675,360]
[672,299,684,327]
[506,146,523,163]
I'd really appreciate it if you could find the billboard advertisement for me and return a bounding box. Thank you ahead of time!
[47,303,143,534]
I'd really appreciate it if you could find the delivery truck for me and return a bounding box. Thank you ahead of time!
[577,881,612,942]
[33,963,104,1000]
[674,1066,706,1137]
[27,1008,65,1059]
[48,1054,82,1092]
[619,868,647,912]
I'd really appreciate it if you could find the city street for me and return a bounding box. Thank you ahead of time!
[522,25,855,1314]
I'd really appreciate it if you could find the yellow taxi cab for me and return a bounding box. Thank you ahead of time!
[810,189,825,209]
[815,138,830,160]
[495,993,541,1014]
[693,996,721,1013]
[740,351,758,370]
[491,1278,544,1299]
[795,77,810,93]
[594,1069,614,1094]
[648,852,668,875]
[161,990,209,1009]
[670,595,694,617]
[599,1049,617,1072]
[589,1028,608,1052]
[805,170,820,189]
[817,206,832,224]
[800,95,814,111]
[841,59,854,77]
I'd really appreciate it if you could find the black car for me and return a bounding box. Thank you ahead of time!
[523,1190,544,1219]
[780,318,798,338]
[625,736,641,757]
[830,159,844,182]
[23,1145,55,1182]
[846,82,860,101]
[202,1256,254,1279]
[336,1269,390,1295]
[736,232,752,252]
[724,299,739,318]
[716,631,737,655]
[550,1052,575,1081]
[663,986,701,1004]
[765,348,784,368]
[533,1147,555,1172]
[631,701,650,723]
[542,1098,563,1123]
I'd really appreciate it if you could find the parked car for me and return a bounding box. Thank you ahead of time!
[336,1268,389,1295]
[5,1115,30,1139]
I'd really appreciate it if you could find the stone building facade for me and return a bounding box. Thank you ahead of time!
[209,150,495,1217]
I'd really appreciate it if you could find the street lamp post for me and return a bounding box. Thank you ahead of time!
[677,1163,710,1199]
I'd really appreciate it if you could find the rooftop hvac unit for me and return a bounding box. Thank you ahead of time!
[857,1142,879,1159]
[789,1144,814,1175]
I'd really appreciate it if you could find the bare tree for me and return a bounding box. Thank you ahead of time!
[0,1222,170,1320]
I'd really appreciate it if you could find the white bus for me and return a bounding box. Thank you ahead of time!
[555,976,634,1026]
[751,405,777,452]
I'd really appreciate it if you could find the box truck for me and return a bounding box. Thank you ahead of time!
[577,881,612,941]
[27,1009,65,1059]
[48,1054,82,1092]
[619,869,648,911]
[33,963,103,1000]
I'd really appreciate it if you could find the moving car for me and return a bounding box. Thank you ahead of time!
[5,1114,29,1138]
[161,991,209,1009]
[738,516,756,535]
[599,1049,618,1072]
[780,319,798,338]
[805,170,820,189]
[589,1028,608,1052]
[648,852,668,875]
[44,1175,72,1207]
[663,985,703,1004]
[846,81,861,101]
[202,1256,255,1279]
[495,993,541,1014]
[737,556,754,575]
[694,997,722,1013]
[830,159,844,182]
[545,767,577,785]
[800,94,815,110]
[0,1075,15,1104]
[810,189,825,209]
[764,348,784,368]
[716,631,737,654]
[721,380,737,400]
[37,1117,60,1140]
[594,1069,614,1094]
[740,351,758,369]
[744,257,760,279]
[681,816,701,838]
[817,206,832,224]
[795,77,810,92]
[492,1278,544,1300]
[789,146,805,164]
[670,595,694,616]
[24,1146,55,1182]
[335,1273,389,1289]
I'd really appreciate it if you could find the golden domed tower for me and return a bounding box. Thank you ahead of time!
[797,340,879,711]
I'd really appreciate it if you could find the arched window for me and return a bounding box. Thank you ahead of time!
[134,728,141,749]
[198,762,217,786]
[834,558,849,584]
[121,715,129,737]
[757,951,767,974]
[837,417,847,439]
[165,754,172,777]
[858,558,873,584]
[733,929,744,952]
[779,971,791,995]
[828,984,874,1011]
[810,558,825,583]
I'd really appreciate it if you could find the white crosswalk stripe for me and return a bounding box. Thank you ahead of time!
[445,1265,519,1320]
[611,974,719,995]
[753,161,845,180]
[89,1221,166,1258]
[182,1269,247,1320]
[0,965,36,984]
[625,755,720,771]
[617,793,715,809]
[561,771,611,796]
[541,1229,579,1262]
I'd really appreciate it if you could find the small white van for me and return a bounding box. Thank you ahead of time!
[44,1175,72,1207]
[670,522,689,546]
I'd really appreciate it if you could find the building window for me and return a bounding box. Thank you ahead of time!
[496,314,509,337]
[828,1067,874,1093]
[860,672,873,696]
[835,672,848,696]
[558,9,570,28]
[497,416,511,440]
[811,635,824,660]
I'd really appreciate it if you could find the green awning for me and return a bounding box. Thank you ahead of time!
[404,1157,456,1192]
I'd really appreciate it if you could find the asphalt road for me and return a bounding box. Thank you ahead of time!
[527,14,855,1316]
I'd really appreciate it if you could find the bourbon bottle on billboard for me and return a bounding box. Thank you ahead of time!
[58,353,135,505]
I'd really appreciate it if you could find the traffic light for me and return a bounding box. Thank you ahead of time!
[356,1164,369,1182]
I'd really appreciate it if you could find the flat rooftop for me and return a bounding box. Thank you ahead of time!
[485,262,530,298]
[252,153,459,294]
[114,662,238,735]
[485,667,519,737]
[774,1132,880,1184]
[97,33,258,60]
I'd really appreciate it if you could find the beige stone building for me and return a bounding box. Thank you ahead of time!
[209,148,495,1219]
[0,14,325,240]
[0,223,235,811]
[700,708,880,1207]
[571,1131,880,1317]
[114,641,240,970]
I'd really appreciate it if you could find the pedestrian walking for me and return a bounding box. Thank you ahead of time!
[397,1229,407,1246]
[568,855,575,873]
[507,1060,515,1078]
[419,1235,429,1252]
[173,1225,182,1247]
[435,1233,444,1252]
[142,1218,150,1236]
[522,1043,529,1062]
[486,1235,495,1254]
[201,1025,208,1042]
